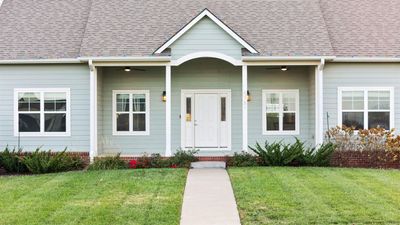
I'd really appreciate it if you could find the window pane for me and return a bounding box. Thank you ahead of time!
[266,93,280,112]
[44,92,66,111]
[342,91,364,110]
[266,113,279,131]
[132,94,146,112]
[132,114,146,131]
[221,97,226,122]
[342,112,364,129]
[283,113,296,130]
[282,93,296,111]
[368,91,390,110]
[18,92,40,111]
[368,112,390,130]
[45,113,66,132]
[186,97,192,122]
[116,94,129,112]
[116,113,129,131]
[19,113,40,132]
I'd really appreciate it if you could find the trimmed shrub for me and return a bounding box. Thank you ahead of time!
[88,154,127,170]
[0,147,28,173]
[250,138,304,166]
[134,153,169,168]
[300,142,335,166]
[228,152,259,167]
[169,149,198,168]
[21,149,84,174]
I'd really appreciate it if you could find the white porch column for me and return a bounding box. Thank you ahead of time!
[315,59,325,146]
[242,65,248,151]
[165,65,172,156]
[89,60,98,163]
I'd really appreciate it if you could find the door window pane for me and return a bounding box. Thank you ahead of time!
[283,113,296,130]
[116,113,129,131]
[342,112,364,129]
[132,114,146,131]
[18,92,40,111]
[45,113,66,132]
[19,113,40,132]
[221,97,226,122]
[368,112,390,130]
[266,113,279,131]
[132,94,146,112]
[186,97,192,122]
[44,92,66,111]
[116,94,129,112]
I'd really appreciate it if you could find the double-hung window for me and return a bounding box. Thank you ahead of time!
[262,90,299,135]
[338,87,394,130]
[14,88,70,136]
[113,90,150,135]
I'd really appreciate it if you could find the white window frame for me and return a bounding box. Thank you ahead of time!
[262,89,300,135]
[14,88,71,137]
[338,87,394,130]
[112,90,150,136]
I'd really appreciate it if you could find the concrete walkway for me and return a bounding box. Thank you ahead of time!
[180,169,241,225]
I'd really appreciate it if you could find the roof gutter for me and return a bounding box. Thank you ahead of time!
[0,58,81,64]
[242,56,336,62]
[78,56,171,62]
[333,57,400,62]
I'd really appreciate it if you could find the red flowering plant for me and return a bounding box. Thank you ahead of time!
[170,164,177,168]
[128,159,138,169]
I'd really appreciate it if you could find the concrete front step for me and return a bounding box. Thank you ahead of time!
[190,161,226,169]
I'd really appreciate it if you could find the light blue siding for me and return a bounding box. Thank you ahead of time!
[99,67,165,155]
[170,17,243,60]
[248,66,315,147]
[323,63,400,132]
[0,64,90,151]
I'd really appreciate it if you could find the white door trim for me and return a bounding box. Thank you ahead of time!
[180,89,232,151]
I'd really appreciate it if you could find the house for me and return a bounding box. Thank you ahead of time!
[0,0,399,162]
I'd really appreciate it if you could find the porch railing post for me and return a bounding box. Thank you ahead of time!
[89,60,98,163]
[242,65,248,151]
[165,65,172,156]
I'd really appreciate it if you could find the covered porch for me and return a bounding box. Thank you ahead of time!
[88,53,325,161]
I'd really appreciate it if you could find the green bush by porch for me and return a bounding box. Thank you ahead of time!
[0,169,186,225]
[229,167,400,225]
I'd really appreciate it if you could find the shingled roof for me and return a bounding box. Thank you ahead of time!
[0,0,399,60]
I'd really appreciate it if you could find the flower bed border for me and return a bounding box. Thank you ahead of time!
[330,150,400,169]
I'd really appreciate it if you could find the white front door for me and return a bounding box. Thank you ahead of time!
[194,94,219,148]
[181,90,231,150]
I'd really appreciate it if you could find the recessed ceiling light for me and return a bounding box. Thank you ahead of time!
[124,67,131,72]
[281,66,288,71]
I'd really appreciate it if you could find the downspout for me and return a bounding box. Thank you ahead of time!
[89,60,97,163]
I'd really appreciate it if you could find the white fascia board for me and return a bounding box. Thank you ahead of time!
[0,58,82,64]
[155,9,258,54]
[242,56,336,61]
[333,57,400,62]
[78,56,171,62]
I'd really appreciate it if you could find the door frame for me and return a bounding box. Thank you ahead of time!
[180,89,232,151]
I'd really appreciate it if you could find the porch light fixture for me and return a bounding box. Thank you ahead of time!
[281,66,288,71]
[247,90,251,102]
[162,91,167,102]
[124,67,131,72]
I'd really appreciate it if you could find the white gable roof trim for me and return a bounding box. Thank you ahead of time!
[154,8,258,54]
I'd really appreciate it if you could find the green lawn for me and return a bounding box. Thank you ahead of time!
[229,167,400,225]
[0,169,187,225]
